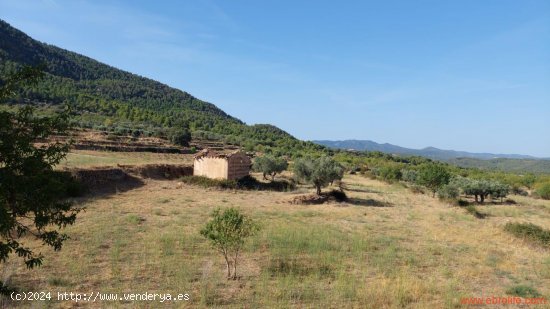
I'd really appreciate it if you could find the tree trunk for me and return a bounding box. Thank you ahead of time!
[316,185,321,195]
[262,173,267,180]
[223,252,231,278]
[474,195,478,203]
[233,250,239,280]
[480,194,485,203]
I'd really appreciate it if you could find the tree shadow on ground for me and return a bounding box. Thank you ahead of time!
[348,197,393,207]
[68,171,146,202]
[345,187,383,194]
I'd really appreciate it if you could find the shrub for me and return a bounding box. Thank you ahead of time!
[416,163,451,197]
[180,175,294,192]
[200,208,260,279]
[401,169,418,183]
[437,183,460,200]
[504,222,550,248]
[506,285,541,298]
[169,127,191,147]
[511,186,528,196]
[180,175,237,189]
[377,165,402,183]
[535,182,550,200]
[519,173,537,190]
[237,175,295,192]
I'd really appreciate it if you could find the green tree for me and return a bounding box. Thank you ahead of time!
[169,126,191,147]
[461,178,509,203]
[252,155,288,180]
[293,156,344,195]
[520,173,537,190]
[200,208,259,280]
[416,164,451,197]
[0,67,80,294]
[376,164,403,183]
[437,183,460,200]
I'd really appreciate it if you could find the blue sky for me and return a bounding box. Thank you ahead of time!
[1,0,549,156]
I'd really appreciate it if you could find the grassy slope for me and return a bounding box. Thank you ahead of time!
[2,172,549,308]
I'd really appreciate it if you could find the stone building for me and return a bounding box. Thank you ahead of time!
[193,149,251,180]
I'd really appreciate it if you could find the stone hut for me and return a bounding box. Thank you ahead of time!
[193,149,251,180]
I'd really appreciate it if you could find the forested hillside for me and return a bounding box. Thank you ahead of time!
[448,157,550,175]
[0,19,324,156]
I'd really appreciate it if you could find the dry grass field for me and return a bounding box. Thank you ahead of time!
[2,153,550,308]
[58,150,194,168]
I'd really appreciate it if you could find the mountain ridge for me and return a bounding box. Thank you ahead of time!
[313,139,545,160]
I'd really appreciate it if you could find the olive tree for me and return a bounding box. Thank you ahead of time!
[200,208,260,280]
[461,178,509,203]
[293,156,344,195]
[252,155,288,180]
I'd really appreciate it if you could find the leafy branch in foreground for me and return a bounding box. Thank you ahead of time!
[0,66,80,294]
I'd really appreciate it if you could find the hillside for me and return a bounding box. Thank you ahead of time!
[0,19,323,156]
[448,157,550,175]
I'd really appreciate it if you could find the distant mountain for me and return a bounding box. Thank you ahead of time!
[313,139,540,160]
[447,157,550,174]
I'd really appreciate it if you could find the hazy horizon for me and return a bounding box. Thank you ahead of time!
[1,0,549,156]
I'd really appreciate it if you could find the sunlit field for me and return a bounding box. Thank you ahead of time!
[3,165,549,308]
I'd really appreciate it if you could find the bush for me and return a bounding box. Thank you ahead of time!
[401,169,418,183]
[511,186,528,196]
[437,183,460,200]
[180,176,237,189]
[169,127,191,147]
[504,222,550,248]
[180,175,295,192]
[376,165,402,183]
[200,208,259,279]
[416,163,451,197]
[506,285,541,298]
[535,182,550,200]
